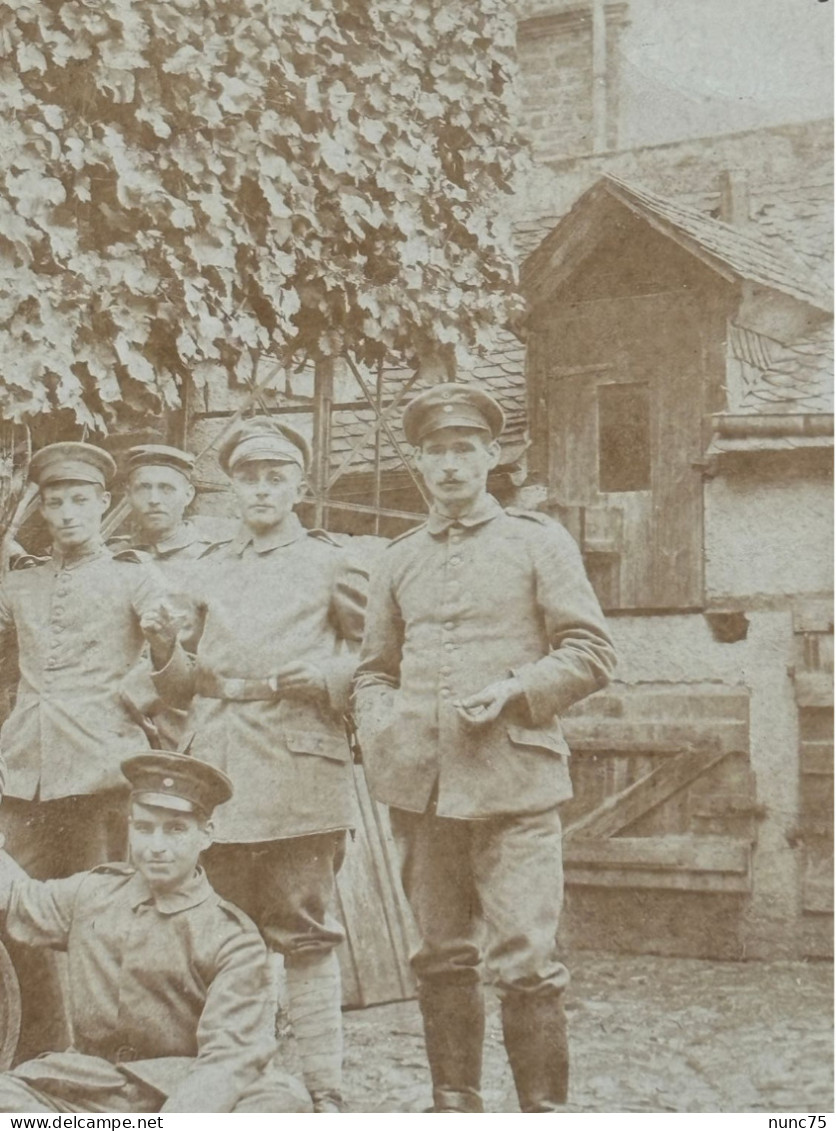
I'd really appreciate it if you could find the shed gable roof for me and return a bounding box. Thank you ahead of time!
[522,174,833,313]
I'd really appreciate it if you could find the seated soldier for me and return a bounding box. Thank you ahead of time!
[0,752,310,1114]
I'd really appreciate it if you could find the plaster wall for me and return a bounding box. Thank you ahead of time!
[705,468,833,601]
[608,609,802,956]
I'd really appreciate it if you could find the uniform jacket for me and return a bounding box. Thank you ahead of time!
[128,515,237,567]
[0,541,167,801]
[153,515,367,842]
[352,496,616,819]
[125,516,236,748]
[4,862,276,1113]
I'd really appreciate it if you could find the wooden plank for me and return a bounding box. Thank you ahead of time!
[562,718,747,753]
[794,671,834,708]
[564,835,750,873]
[566,865,751,894]
[564,835,752,893]
[335,768,416,1009]
[565,746,732,840]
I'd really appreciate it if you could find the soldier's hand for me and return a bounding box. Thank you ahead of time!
[455,676,524,727]
[140,599,181,666]
[273,662,328,704]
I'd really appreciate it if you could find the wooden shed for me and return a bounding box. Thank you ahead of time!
[521,174,834,958]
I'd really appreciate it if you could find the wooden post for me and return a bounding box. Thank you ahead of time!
[373,361,383,536]
[312,357,334,528]
[591,0,608,154]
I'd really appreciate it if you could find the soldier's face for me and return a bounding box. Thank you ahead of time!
[128,801,212,894]
[39,482,110,551]
[230,460,303,532]
[128,466,195,540]
[414,428,501,513]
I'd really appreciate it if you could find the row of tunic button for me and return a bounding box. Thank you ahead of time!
[440,529,464,698]
[46,571,71,670]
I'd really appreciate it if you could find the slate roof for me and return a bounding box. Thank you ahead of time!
[522,174,833,312]
[329,169,833,476]
[328,329,528,476]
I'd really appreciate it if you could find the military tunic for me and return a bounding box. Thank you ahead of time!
[154,515,367,843]
[0,863,302,1113]
[127,516,236,748]
[0,541,166,802]
[353,496,616,818]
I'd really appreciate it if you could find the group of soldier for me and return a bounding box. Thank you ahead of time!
[0,383,616,1114]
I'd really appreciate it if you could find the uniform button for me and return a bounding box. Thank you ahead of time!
[440,688,451,698]
[450,556,462,566]
[444,642,454,651]
[443,621,455,630]
[441,668,451,677]
[54,625,65,633]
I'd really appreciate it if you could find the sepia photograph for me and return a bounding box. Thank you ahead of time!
[0,0,832,1117]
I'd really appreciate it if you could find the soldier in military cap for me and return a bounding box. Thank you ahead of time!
[124,444,235,564]
[122,444,236,748]
[0,442,175,1057]
[142,416,367,1112]
[353,384,617,1112]
[0,751,310,1113]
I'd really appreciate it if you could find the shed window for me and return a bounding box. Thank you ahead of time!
[597,382,651,492]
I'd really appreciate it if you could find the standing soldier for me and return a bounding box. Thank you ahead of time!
[352,385,617,1113]
[0,442,171,1057]
[143,417,366,1113]
[124,444,235,565]
[123,444,235,747]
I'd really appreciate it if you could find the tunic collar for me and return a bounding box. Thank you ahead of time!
[127,866,215,915]
[141,520,199,558]
[51,537,110,571]
[426,493,503,537]
[229,512,305,556]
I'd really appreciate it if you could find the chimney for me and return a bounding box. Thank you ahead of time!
[718,170,750,226]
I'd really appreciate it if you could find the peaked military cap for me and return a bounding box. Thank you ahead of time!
[121,751,233,816]
[402,383,505,447]
[125,444,196,479]
[29,442,116,489]
[219,416,311,475]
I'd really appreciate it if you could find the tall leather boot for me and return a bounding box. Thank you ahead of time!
[419,980,485,1113]
[501,988,569,1112]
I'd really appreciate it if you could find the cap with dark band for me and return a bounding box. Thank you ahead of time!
[29,442,117,489]
[402,383,505,447]
[219,416,311,476]
[125,445,196,479]
[121,751,233,817]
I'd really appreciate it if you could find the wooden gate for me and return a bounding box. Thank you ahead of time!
[558,684,757,958]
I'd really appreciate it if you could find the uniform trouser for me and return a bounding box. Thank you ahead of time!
[389,804,568,993]
[390,804,569,1112]
[0,1065,311,1113]
[203,831,346,957]
[204,833,347,1102]
[0,792,129,1063]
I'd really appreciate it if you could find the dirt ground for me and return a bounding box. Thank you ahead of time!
[332,953,833,1113]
